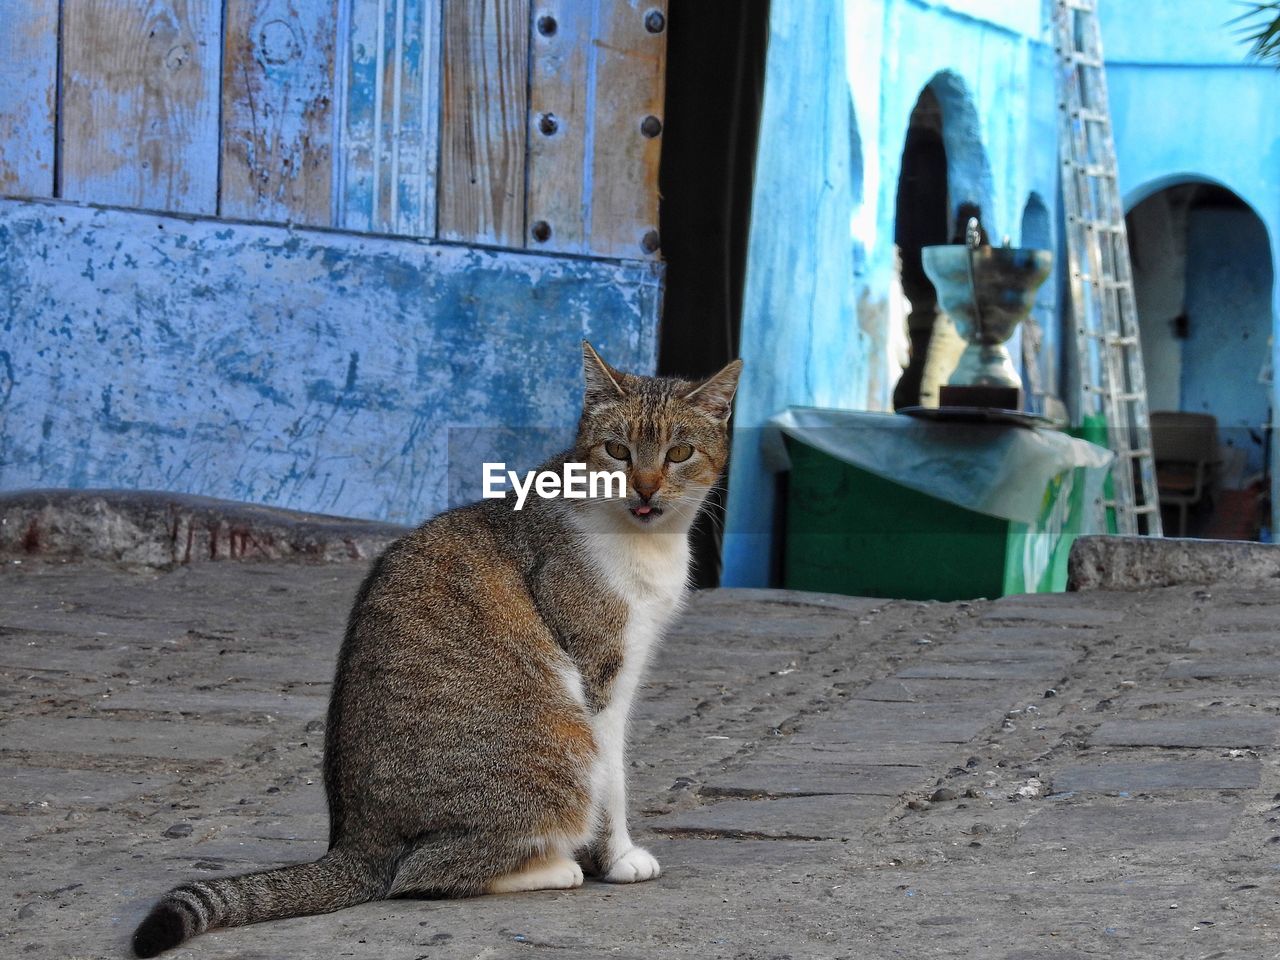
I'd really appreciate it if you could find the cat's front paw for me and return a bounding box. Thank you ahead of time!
[603,846,661,883]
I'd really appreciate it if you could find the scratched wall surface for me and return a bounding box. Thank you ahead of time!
[0,200,660,524]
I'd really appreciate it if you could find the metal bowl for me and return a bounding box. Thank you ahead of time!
[921,245,1053,388]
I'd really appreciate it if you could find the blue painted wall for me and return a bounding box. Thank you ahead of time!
[1101,0,1280,521]
[0,200,659,524]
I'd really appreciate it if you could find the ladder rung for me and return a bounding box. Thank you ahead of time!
[1069,53,1104,68]
[1100,500,1158,515]
[1068,217,1122,232]
[1114,392,1142,403]
[1073,108,1109,124]
[1063,0,1097,12]
[1121,447,1153,459]
[1075,164,1115,179]
[1087,333,1138,346]
[1071,271,1128,288]
[1072,276,1130,294]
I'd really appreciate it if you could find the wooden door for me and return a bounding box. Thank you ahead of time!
[0,0,671,525]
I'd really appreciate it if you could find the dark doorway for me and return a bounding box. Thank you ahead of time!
[1128,182,1275,538]
[892,88,950,410]
[658,0,770,586]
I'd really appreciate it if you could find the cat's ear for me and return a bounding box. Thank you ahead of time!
[582,340,627,407]
[683,359,743,422]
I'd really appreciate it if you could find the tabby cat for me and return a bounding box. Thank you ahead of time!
[132,342,743,956]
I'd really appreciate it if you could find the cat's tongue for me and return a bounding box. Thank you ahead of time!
[634,505,653,516]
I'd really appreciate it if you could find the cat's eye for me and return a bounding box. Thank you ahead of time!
[666,443,694,463]
[604,440,631,461]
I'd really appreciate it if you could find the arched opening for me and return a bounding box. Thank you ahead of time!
[892,72,995,409]
[927,71,995,225]
[1127,181,1275,538]
[891,87,948,409]
[1021,193,1050,249]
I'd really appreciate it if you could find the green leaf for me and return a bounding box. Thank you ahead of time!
[1231,1,1280,65]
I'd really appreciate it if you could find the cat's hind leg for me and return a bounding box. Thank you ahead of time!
[388,827,590,899]
[487,853,583,894]
[388,832,525,898]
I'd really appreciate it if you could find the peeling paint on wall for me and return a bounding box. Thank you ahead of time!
[0,199,661,524]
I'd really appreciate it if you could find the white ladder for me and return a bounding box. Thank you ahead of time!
[1053,0,1163,536]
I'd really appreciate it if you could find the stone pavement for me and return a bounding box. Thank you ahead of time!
[2,558,1280,959]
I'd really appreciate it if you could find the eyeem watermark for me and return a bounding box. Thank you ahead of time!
[483,462,626,510]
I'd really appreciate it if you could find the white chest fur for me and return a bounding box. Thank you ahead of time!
[582,528,689,689]
[564,522,691,729]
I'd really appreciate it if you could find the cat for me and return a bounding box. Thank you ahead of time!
[131,341,743,957]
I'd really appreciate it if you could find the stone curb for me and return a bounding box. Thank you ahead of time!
[1068,534,1280,591]
[0,489,410,567]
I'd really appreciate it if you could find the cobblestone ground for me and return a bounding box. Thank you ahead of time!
[2,558,1279,959]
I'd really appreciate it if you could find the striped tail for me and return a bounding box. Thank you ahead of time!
[131,848,386,958]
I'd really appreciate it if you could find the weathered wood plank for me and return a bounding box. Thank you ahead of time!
[437,0,528,246]
[220,0,338,226]
[339,0,441,235]
[339,0,382,231]
[60,0,223,214]
[526,0,590,253]
[0,0,59,198]
[0,198,662,524]
[587,0,667,260]
[385,0,442,235]
[526,0,668,260]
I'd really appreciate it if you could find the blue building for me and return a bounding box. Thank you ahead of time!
[722,0,1280,585]
[1,1,1277,583]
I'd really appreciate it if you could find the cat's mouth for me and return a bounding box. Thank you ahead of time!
[629,504,664,523]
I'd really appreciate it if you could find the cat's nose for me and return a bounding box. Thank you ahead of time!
[634,474,661,501]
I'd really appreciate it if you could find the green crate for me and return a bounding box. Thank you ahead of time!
[782,439,1084,601]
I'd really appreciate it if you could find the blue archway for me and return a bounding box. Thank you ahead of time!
[1127,178,1275,506]
[924,70,996,234]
